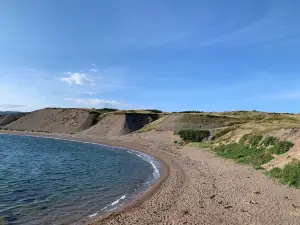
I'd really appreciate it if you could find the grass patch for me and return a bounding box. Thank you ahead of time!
[261,136,278,148]
[269,141,294,155]
[239,133,252,145]
[188,142,213,149]
[239,134,294,155]
[215,143,273,169]
[249,135,263,148]
[266,161,300,188]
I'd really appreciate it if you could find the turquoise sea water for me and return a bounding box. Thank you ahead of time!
[0,134,159,225]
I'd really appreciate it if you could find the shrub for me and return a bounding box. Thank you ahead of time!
[144,109,163,113]
[261,136,278,148]
[177,130,210,142]
[249,135,263,148]
[95,108,118,113]
[266,161,300,188]
[270,141,294,155]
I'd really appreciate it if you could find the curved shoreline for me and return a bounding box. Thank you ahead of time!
[2,130,300,224]
[0,131,170,224]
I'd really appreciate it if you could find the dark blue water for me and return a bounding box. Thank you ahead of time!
[0,134,159,225]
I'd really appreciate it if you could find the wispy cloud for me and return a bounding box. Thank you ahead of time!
[60,72,95,85]
[83,92,94,96]
[64,98,125,108]
[264,90,300,100]
[89,68,98,73]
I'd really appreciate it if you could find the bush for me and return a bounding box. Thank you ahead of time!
[249,135,263,148]
[270,141,294,155]
[143,109,163,113]
[266,161,300,188]
[95,108,118,113]
[261,136,278,148]
[177,130,210,142]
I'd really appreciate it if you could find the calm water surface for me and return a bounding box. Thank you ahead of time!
[0,134,159,225]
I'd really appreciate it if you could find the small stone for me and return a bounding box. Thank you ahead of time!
[245,200,258,205]
[210,194,216,199]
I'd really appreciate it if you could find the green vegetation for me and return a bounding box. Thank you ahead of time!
[212,134,294,169]
[266,161,300,188]
[188,142,213,149]
[215,143,273,169]
[93,108,118,113]
[177,130,210,142]
[142,109,163,113]
[261,136,278,147]
[270,141,294,155]
[173,110,204,113]
[180,114,232,124]
[238,134,294,155]
[248,135,263,148]
[114,110,159,115]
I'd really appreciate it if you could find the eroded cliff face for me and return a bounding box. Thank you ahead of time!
[82,113,159,137]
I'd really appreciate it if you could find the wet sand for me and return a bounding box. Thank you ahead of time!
[2,131,300,224]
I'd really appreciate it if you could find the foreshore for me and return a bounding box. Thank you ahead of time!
[1,130,300,224]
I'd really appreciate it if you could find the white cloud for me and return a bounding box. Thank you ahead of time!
[60,72,94,85]
[64,98,123,108]
[89,68,98,72]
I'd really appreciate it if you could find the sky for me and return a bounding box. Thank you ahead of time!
[1,0,300,113]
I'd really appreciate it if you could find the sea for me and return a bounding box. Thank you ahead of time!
[0,134,160,225]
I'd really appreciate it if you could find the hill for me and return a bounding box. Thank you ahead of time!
[0,113,26,127]
[2,108,300,171]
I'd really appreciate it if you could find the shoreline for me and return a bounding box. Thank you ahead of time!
[0,130,170,224]
[1,130,300,224]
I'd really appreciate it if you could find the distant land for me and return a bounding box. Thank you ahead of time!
[0,111,22,115]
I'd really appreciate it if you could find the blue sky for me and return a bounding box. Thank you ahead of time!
[1,0,300,112]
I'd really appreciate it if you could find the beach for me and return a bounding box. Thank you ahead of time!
[2,130,300,224]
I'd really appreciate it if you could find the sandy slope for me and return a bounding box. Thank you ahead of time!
[5,108,98,133]
[83,113,157,137]
[1,131,300,224]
